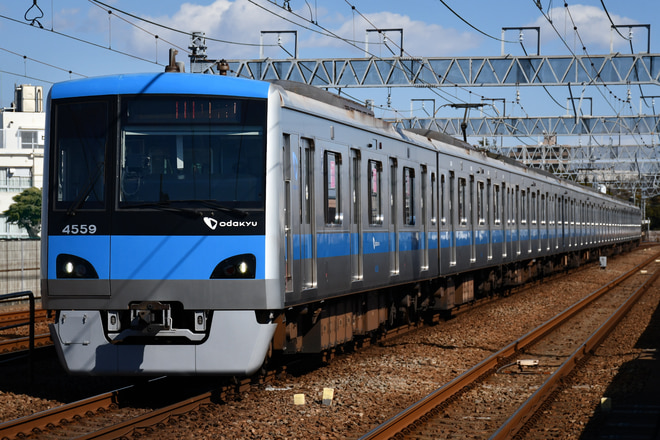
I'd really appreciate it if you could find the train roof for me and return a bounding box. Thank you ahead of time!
[49,72,270,100]
[273,82,637,207]
[46,72,637,209]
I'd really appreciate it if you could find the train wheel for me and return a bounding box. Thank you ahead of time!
[388,302,397,328]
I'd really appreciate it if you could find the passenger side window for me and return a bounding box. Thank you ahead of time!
[368,160,383,225]
[440,174,446,225]
[403,167,415,225]
[493,184,501,225]
[324,151,342,225]
[477,181,485,225]
[458,177,467,225]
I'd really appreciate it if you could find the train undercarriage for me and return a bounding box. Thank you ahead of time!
[274,241,639,359]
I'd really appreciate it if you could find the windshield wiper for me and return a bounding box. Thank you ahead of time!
[119,201,201,218]
[67,162,105,216]
[184,199,249,219]
[120,200,248,219]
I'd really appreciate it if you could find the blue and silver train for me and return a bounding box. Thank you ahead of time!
[41,70,641,375]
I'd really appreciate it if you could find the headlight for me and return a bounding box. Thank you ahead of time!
[210,253,256,279]
[56,254,99,279]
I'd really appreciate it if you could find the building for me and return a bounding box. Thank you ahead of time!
[0,85,45,239]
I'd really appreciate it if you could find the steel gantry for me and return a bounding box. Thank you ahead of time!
[188,36,660,200]
[191,54,660,87]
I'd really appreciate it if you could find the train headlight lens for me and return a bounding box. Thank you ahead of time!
[238,261,248,274]
[56,254,99,279]
[210,253,256,279]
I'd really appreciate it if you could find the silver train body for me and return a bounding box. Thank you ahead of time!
[41,73,641,375]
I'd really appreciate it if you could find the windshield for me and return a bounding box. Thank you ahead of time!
[119,96,266,209]
[53,100,109,211]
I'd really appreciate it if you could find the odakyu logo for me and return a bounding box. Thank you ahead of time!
[203,217,258,230]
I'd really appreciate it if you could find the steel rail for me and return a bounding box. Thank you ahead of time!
[74,391,215,440]
[0,309,48,328]
[0,388,124,439]
[491,259,660,439]
[0,333,51,353]
[359,250,660,440]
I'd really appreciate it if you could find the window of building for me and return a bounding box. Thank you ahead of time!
[0,168,32,192]
[20,130,43,149]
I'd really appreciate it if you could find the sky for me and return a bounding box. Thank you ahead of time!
[0,0,658,140]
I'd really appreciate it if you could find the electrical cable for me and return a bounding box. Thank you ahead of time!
[535,0,653,186]
[336,0,540,147]
[0,68,56,84]
[434,0,517,43]
[0,46,87,78]
[599,0,629,41]
[89,0,279,48]
[86,0,189,55]
[0,12,163,66]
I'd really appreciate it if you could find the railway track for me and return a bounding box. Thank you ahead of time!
[0,309,52,355]
[360,249,660,440]
[0,370,278,439]
[0,248,655,439]
[0,309,48,328]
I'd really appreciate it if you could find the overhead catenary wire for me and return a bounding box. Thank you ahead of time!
[434,0,517,43]
[535,0,654,173]
[338,0,536,141]
[260,0,513,120]
[561,1,650,149]
[86,0,189,56]
[89,0,277,48]
[0,12,164,67]
[0,46,87,78]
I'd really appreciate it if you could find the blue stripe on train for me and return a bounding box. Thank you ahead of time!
[48,235,267,280]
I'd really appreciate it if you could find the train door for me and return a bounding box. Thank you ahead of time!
[486,179,493,260]
[470,175,476,263]
[542,193,548,252]
[431,170,439,273]
[350,148,363,282]
[556,195,561,250]
[449,171,456,266]
[389,158,399,275]
[515,185,521,255]
[283,134,294,294]
[321,145,350,293]
[421,165,429,271]
[502,183,508,259]
[531,190,537,252]
[300,137,316,289]
[561,196,567,251]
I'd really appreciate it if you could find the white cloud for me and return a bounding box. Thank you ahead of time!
[303,11,482,57]
[530,4,639,53]
[123,1,481,63]
[126,0,281,61]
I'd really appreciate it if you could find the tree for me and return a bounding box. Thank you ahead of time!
[647,195,660,230]
[3,187,42,238]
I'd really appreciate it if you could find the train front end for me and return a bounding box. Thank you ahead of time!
[41,73,282,375]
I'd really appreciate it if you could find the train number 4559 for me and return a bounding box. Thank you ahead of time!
[62,224,97,234]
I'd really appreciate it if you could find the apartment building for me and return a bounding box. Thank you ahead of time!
[0,85,45,239]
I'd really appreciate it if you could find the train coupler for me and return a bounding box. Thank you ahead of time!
[130,301,172,333]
